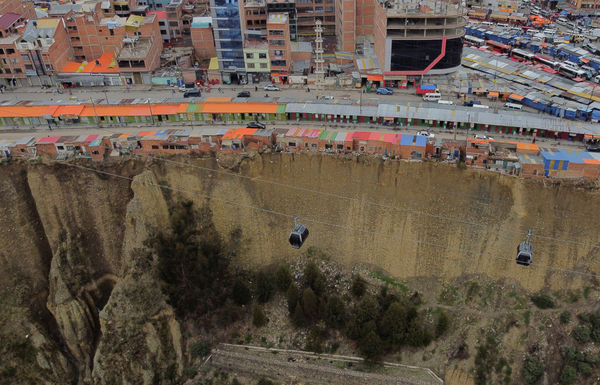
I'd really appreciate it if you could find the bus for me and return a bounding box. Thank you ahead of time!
[486,40,511,54]
[511,48,535,62]
[464,35,486,47]
[534,55,558,68]
[557,63,588,80]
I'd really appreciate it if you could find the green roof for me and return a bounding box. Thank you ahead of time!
[186,103,200,113]
[276,104,286,114]
[319,130,330,140]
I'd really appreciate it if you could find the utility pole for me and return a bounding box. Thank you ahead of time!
[104,89,109,105]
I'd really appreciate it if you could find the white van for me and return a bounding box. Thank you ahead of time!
[472,104,490,109]
[423,92,441,101]
[438,100,454,105]
[503,102,523,110]
[481,21,494,26]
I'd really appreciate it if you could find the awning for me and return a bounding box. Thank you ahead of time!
[509,93,524,101]
[488,91,499,98]
[367,74,383,81]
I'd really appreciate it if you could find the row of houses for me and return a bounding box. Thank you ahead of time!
[2,98,600,142]
[2,126,600,180]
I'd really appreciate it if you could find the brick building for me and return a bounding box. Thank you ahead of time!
[191,16,216,59]
[267,13,291,82]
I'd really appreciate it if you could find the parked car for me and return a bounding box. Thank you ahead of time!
[474,134,493,140]
[179,82,196,92]
[463,100,481,107]
[264,84,280,91]
[237,91,251,97]
[376,87,393,95]
[322,95,335,100]
[247,121,266,129]
[183,89,201,98]
[417,130,435,138]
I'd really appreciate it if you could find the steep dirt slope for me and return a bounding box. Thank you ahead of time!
[1,153,599,383]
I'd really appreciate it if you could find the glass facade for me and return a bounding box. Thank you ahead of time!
[390,37,463,71]
[211,0,245,70]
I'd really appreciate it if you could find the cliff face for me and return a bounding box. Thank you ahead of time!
[1,153,599,383]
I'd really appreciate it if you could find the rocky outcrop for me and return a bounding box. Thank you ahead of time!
[1,154,600,384]
[91,170,183,385]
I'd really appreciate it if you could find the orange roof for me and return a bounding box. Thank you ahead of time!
[516,142,539,151]
[205,97,232,102]
[177,103,190,113]
[80,105,153,117]
[150,104,180,115]
[583,158,600,165]
[488,91,499,97]
[137,131,158,137]
[367,74,383,81]
[61,53,119,74]
[509,93,524,101]
[118,133,132,139]
[222,128,257,140]
[201,103,278,114]
[52,105,85,117]
[0,105,58,117]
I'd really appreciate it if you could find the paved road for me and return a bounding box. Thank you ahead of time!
[3,82,518,112]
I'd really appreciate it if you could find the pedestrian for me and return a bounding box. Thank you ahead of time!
[218,87,222,93]
[255,86,258,92]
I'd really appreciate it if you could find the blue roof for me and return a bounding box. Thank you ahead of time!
[540,148,594,164]
[400,134,414,146]
[420,85,437,90]
[415,136,427,147]
[154,130,168,136]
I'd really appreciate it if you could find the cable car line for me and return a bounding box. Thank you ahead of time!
[133,153,599,249]
[55,160,600,279]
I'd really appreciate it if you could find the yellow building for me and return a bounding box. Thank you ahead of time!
[243,46,270,83]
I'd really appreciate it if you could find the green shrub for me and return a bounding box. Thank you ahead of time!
[531,294,555,309]
[522,357,545,384]
[255,270,274,303]
[559,365,578,385]
[325,294,347,329]
[275,265,292,292]
[257,378,276,385]
[572,325,591,344]
[358,330,383,362]
[436,310,450,337]
[578,362,593,376]
[351,275,366,298]
[286,284,300,314]
[232,278,251,306]
[253,305,267,328]
[190,341,211,358]
[560,311,572,324]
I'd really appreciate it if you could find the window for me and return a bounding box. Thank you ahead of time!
[315,6,323,12]
[269,29,284,35]
[110,29,114,35]
[169,21,178,26]
[151,145,159,149]
[15,68,21,73]
[57,146,64,150]
[159,21,166,26]
[246,52,254,59]
[4,68,10,74]
[270,59,286,66]
[247,63,255,68]
[259,52,267,58]
[260,63,267,68]
[325,6,334,11]
[45,65,53,71]
[337,144,343,150]
[21,54,29,61]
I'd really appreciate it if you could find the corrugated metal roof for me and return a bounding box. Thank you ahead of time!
[285,103,378,116]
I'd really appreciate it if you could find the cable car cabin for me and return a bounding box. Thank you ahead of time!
[516,240,533,266]
[289,224,309,249]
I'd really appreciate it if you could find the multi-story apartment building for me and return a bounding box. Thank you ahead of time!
[267,12,291,82]
[295,0,335,36]
[166,0,183,42]
[147,10,170,42]
[335,0,374,52]
[210,0,246,83]
[244,42,270,82]
[568,0,600,9]
[242,0,268,34]
[17,18,73,86]
[0,0,36,21]
[191,16,216,59]
[266,0,297,41]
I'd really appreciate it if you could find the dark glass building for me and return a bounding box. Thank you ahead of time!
[210,0,246,83]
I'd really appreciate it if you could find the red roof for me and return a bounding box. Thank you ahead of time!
[147,10,167,19]
[0,13,21,30]
[36,136,60,144]
[61,53,119,74]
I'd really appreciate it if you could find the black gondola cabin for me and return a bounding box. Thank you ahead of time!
[289,224,309,249]
[516,240,532,266]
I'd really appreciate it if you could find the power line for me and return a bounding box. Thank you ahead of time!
[55,160,600,279]
[133,153,599,249]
